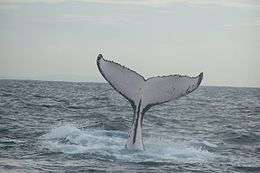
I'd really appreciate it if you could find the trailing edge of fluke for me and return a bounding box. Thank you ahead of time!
[96,54,203,150]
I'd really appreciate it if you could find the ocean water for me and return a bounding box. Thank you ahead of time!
[0,79,259,173]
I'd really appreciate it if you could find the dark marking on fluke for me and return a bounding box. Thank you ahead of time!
[133,99,142,144]
[197,72,203,86]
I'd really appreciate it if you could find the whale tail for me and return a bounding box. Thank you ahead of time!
[97,54,203,150]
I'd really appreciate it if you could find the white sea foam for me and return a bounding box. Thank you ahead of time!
[41,124,81,139]
[40,124,215,163]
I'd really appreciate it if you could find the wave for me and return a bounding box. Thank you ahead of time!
[233,166,260,172]
[223,131,260,144]
[39,124,215,163]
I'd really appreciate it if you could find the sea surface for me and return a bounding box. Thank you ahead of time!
[0,79,259,173]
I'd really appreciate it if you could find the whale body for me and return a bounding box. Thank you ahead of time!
[97,54,203,150]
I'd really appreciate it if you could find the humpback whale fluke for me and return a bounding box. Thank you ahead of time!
[97,54,203,150]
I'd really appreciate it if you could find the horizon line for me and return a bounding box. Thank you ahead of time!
[0,77,259,89]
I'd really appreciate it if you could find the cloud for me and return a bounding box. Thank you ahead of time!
[57,14,132,24]
[0,0,65,4]
[1,0,260,8]
[224,17,260,28]
[186,0,260,8]
[86,0,260,8]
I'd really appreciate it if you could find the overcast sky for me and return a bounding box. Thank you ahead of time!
[0,0,260,87]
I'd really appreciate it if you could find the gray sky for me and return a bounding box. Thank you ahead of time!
[0,0,260,87]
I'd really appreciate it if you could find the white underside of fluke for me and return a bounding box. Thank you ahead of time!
[97,54,203,150]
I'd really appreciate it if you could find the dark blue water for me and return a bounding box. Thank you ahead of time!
[0,79,259,172]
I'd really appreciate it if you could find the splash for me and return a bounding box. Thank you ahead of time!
[40,124,215,163]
